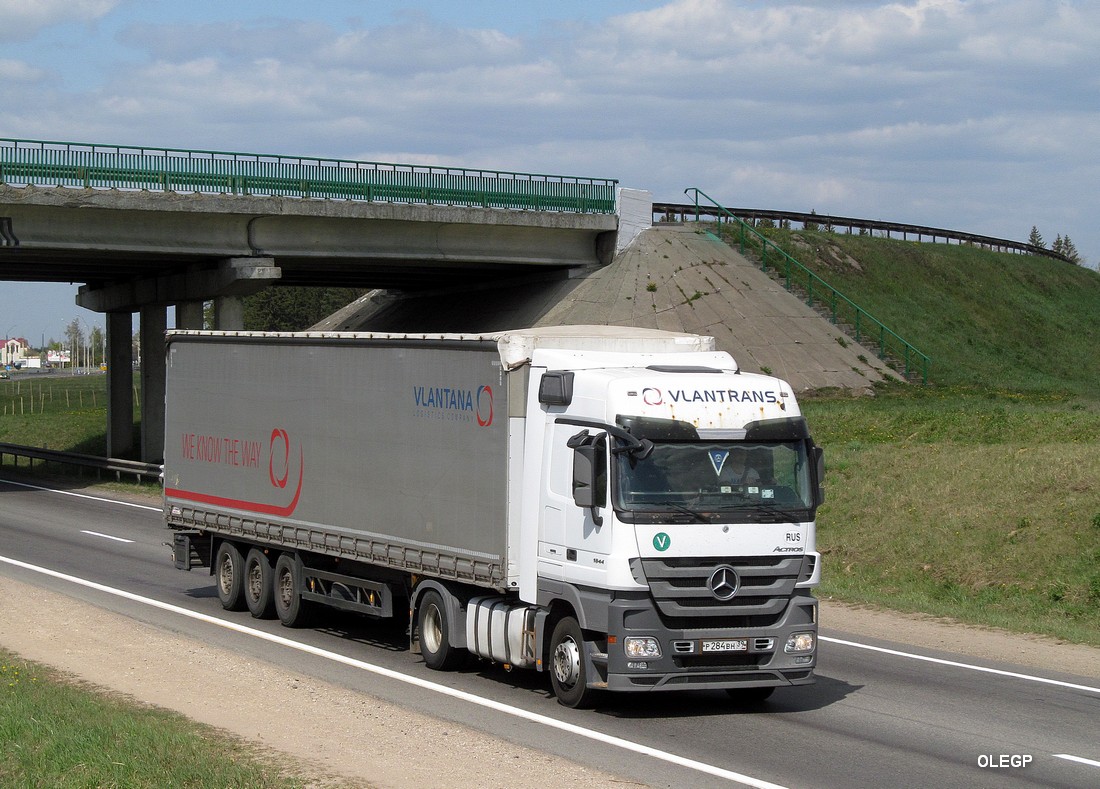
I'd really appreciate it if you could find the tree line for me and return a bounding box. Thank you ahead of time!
[1028,226,1083,265]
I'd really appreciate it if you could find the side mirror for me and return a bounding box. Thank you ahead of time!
[813,445,826,505]
[570,432,606,525]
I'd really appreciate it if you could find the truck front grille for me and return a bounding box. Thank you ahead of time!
[638,556,803,629]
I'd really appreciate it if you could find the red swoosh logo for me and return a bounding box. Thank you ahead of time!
[166,448,304,517]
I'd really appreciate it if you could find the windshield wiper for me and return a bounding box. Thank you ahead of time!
[647,500,709,522]
[709,498,806,519]
[685,491,796,518]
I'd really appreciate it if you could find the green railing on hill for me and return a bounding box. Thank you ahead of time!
[684,188,930,384]
[0,138,618,214]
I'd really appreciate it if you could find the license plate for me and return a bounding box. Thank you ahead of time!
[702,639,748,653]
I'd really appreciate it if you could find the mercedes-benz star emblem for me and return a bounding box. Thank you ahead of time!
[708,565,740,601]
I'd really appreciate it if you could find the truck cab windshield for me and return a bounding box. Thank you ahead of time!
[614,440,814,521]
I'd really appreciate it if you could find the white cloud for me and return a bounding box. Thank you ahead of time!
[0,0,118,41]
[0,58,46,82]
[320,21,524,73]
[117,20,334,63]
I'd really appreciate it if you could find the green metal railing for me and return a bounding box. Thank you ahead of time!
[684,188,930,384]
[0,138,618,214]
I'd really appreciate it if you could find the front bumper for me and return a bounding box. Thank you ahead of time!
[601,591,818,692]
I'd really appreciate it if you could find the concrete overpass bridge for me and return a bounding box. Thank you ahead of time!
[0,138,636,462]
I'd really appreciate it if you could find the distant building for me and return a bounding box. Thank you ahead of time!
[2,337,28,366]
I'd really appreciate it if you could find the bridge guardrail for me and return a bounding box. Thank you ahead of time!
[654,202,1071,263]
[682,188,930,384]
[0,442,162,485]
[0,138,618,215]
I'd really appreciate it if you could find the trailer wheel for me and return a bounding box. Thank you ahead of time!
[273,553,314,627]
[417,590,465,671]
[214,541,246,612]
[549,616,595,708]
[244,548,275,619]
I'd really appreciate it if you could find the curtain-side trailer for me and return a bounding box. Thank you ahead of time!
[164,326,824,707]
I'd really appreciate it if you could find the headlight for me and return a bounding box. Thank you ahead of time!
[784,632,815,654]
[624,636,662,659]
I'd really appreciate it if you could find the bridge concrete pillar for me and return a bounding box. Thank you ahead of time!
[214,295,244,330]
[175,301,204,330]
[139,305,167,463]
[105,312,134,458]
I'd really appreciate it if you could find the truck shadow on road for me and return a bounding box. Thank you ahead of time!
[178,588,412,652]
[313,613,409,653]
[461,658,860,717]
[591,674,862,719]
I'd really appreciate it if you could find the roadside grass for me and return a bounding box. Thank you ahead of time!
[803,386,1100,646]
[0,652,308,789]
[0,372,140,460]
[1,372,113,415]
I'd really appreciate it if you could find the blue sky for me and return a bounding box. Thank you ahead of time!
[2,0,1098,344]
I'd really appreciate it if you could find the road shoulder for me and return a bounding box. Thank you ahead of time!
[821,599,1100,679]
[0,576,634,789]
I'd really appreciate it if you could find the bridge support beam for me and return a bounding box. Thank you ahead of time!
[105,312,134,458]
[76,257,280,314]
[175,301,204,330]
[213,296,244,330]
[140,306,167,463]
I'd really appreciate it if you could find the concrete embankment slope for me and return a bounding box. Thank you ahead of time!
[320,224,894,392]
[535,224,894,391]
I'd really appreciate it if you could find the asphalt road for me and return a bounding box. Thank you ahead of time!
[0,476,1097,788]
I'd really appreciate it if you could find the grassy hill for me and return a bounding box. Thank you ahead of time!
[763,229,1100,394]
[737,227,1100,646]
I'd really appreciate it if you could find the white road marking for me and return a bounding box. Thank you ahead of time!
[0,554,789,789]
[0,477,161,512]
[820,636,1100,695]
[80,530,134,544]
[1054,754,1100,769]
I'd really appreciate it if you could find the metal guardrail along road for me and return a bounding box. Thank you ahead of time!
[0,442,162,484]
[653,201,1071,263]
[0,137,618,215]
[680,188,931,384]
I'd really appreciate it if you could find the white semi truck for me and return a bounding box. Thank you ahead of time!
[164,325,824,707]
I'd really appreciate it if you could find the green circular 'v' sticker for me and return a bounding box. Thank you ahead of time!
[652,532,671,551]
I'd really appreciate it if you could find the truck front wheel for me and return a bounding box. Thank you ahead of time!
[550,616,595,708]
[244,548,275,619]
[417,589,466,671]
[273,553,314,627]
[214,542,246,612]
